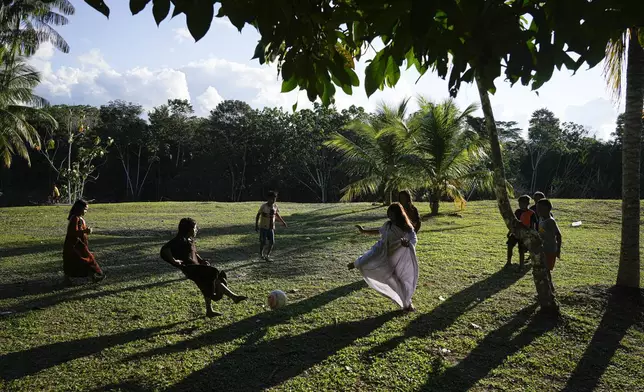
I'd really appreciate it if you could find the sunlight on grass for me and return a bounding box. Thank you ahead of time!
[0,201,642,391]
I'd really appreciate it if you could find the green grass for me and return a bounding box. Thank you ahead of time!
[0,200,642,392]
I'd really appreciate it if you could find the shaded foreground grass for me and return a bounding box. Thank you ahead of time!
[0,200,643,391]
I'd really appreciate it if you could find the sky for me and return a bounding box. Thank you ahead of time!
[30,1,624,140]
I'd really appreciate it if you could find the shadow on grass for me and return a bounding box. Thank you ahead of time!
[0,321,186,381]
[421,304,557,391]
[5,277,184,314]
[365,267,529,359]
[124,280,367,363]
[562,288,643,392]
[168,312,398,392]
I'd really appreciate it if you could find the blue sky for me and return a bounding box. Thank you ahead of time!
[31,1,623,139]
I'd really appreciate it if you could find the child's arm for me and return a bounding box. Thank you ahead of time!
[554,221,562,258]
[196,253,211,266]
[160,243,184,268]
[355,225,380,235]
[255,211,261,232]
[276,212,287,227]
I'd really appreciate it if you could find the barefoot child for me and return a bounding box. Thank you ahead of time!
[351,203,419,312]
[537,199,562,292]
[255,191,287,262]
[506,195,537,268]
[63,200,105,284]
[161,218,247,317]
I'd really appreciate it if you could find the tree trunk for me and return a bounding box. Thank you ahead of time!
[430,200,439,215]
[617,29,644,290]
[67,121,73,204]
[475,72,559,313]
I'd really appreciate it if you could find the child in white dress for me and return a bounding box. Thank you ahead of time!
[350,203,419,312]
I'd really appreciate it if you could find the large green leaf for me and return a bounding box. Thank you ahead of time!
[152,0,170,26]
[364,51,387,97]
[130,0,151,15]
[84,0,110,18]
[186,1,214,41]
[281,77,298,93]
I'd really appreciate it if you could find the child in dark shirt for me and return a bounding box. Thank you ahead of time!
[160,218,247,317]
[506,195,538,268]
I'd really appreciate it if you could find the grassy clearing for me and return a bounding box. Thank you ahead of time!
[0,200,642,392]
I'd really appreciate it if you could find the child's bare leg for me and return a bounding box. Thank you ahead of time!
[216,281,248,303]
[265,242,274,257]
[205,297,222,317]
[547,270,555,293]
[519,251,525,267]
[506,246,513,267]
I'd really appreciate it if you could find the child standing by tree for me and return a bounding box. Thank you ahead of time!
[537,199,562,292]
[255,191,287,262]
[160,218,247,317]
[506,195,537,268]
[530,191,546,215]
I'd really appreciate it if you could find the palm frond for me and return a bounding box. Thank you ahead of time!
[603,29,628,102]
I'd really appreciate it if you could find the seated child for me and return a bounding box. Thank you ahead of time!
[160,218,247,317]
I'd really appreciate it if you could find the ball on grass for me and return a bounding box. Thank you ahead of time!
[267,290,288,309]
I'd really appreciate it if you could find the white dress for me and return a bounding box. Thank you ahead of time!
[354,222,419,308]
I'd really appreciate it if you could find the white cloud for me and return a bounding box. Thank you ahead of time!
[173,27,193,43]
[32,48,190,110]
[31,45,620,138]
[213,17,237,30]
[196,86,224,114]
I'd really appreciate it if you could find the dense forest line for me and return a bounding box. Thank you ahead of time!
[0,97,627,207]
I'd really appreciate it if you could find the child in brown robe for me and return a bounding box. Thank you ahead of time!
[63,199,105,284]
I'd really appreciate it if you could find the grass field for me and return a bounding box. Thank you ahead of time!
[0,200,643,392]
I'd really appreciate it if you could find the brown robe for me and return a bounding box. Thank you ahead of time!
[63,215,102,277]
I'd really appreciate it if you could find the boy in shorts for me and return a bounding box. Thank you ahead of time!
[255,191,287,262]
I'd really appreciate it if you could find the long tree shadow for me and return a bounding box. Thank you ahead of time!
[4,277,184,314]
[421,304,557,391]
[1,258,178,302]
[166,312,397,392]
[365,268,529,359]
[0,321,186,381]
[562,288,643,392]
[124,280,367,362]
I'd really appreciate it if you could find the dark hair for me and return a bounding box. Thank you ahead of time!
[387,203,414,232]
[518,195,531,204]
[67,199,88,220]
[537,198,553,211]
[178,217,197,237]
[399,190,414,206]
[267,191,278,199]
[533,191,546,200]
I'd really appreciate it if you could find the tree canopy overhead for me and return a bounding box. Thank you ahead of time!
[85,0,644,106]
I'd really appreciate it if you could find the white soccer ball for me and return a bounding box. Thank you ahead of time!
[267,290,288,309]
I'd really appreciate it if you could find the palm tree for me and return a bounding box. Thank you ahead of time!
[603,28,644,290]
[0,50,56,167]
[409,97,498,215]
[326,100,417,204]
[0,0,74,59]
